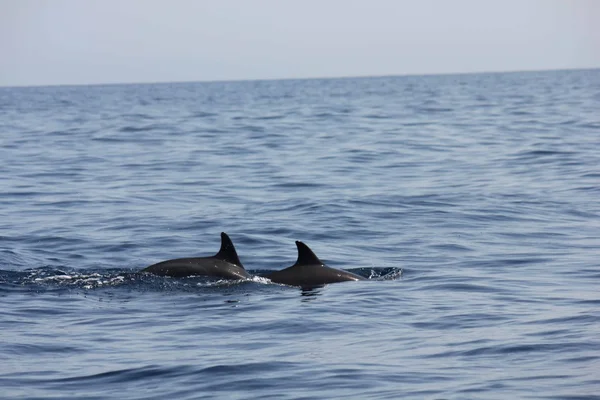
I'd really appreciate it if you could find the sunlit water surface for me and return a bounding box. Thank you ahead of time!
[1,69,599,399]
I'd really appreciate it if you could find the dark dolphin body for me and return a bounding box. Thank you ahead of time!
[264,241,365,287]
[142,232,250,280]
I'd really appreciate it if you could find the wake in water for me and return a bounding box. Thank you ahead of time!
[0,267,403,290]
[0,266,402,291]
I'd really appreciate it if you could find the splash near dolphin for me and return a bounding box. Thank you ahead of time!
[142,232,250,280]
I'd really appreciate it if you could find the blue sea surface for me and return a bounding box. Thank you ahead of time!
[1,69,599,399]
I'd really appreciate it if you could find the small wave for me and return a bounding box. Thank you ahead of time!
[311,112,334,118]
[413,106,453,113]
[516,150,576,157]
[579,122,600,130]
[122,112,156,120]
[271,182,325,189]
[581,172,600,178]
[252,114,285,120]
[419,282,506,294]
[363,113,392,119]
[117,124,169,133]
[5,343,81,356]
[38,361,299,388]
[50,364,192,385]
[190,111,217,118]
[429,243,474,252]
[237,124,265,133]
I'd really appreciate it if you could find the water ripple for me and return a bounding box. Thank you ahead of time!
[1,69,599,399]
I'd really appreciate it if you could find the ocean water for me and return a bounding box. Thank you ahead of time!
[1,69,599,399]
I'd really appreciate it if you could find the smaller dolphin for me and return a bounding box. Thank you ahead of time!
[265,241,365,287]
[142,232,250,280]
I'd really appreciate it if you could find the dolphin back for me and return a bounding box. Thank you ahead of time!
[142,232,248,279]
[266,241,365,286]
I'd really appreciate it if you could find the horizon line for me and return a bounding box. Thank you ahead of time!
[1,66,598,90]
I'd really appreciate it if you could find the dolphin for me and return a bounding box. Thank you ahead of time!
[265,241,365,287]
[142,232,250,279]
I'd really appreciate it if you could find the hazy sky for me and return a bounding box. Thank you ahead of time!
[1,0,598,86]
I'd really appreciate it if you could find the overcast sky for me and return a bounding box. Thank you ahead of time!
[1,0,598,86]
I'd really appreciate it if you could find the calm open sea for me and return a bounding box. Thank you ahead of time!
[1,69,599,399]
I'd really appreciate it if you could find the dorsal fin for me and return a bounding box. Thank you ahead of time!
[214,232,244,268]
[294,241,324,266]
